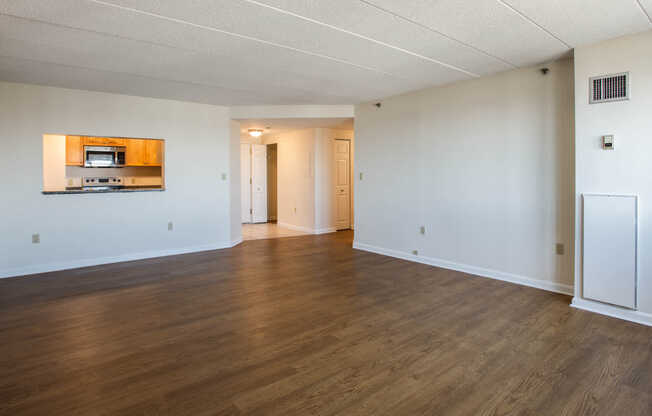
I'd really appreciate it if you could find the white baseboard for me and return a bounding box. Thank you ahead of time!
[277,222,337,235]
[230,237,243,247]
[277,222,314,233]
[352,241,574,296]
[571,297,652,327]
[0,241,235,279]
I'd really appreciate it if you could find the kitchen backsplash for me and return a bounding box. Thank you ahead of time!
[65,166,162,187]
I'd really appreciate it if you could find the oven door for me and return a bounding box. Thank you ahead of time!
[84,146,117,167]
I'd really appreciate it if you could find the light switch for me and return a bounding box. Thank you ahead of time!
[602,135,614,150]
[221,173,227,180]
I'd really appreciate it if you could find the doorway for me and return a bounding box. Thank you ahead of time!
[241,142,309,240]
[236,119,354,241]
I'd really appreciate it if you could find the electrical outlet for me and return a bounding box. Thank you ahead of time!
[420,226,425,235]
[412,249,418,256]
[168,221,173,231]
[32,233,40,244]
[555,243,564,255]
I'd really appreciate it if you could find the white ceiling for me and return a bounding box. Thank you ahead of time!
[0,0,650,105]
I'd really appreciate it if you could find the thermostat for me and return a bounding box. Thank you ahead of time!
[602,135,614,150]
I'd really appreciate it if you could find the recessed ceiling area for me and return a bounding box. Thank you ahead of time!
[0,0,650,106]
[237,117,354,139]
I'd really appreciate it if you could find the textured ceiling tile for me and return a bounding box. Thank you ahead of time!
[0,9,418,103]
[635,0,652,24]
[0,0,649,105]
[364,0,569,67]
[97,0,472,85]
[505,0,651,47]
[249,0,514,75]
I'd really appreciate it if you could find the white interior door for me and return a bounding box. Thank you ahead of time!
[252,144,268,223]
[240,144,251,223]
[334,139,350,230]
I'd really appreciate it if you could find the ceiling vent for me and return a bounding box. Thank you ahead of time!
[589,72,629,104]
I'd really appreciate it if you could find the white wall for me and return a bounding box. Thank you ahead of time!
[0,81,235,278]
[264,128,317,231]
[354,59,574,294]
[231,105,354,119]
[230,120,242,245]
[573,31,652,322]
[240,135,262,144]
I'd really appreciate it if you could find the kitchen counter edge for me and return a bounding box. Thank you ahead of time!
[42,187,165,195]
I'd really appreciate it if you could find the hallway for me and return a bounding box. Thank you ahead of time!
[242,222,310,240]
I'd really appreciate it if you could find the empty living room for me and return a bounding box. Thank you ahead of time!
[1,1,652,415]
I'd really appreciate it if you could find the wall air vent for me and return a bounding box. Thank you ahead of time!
[589,72,629,104]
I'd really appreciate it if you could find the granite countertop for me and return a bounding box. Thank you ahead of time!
[42,186,165,194]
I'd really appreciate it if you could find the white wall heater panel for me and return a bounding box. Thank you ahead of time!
[583,194,637,309]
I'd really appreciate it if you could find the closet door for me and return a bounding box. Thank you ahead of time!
[334,139,351,230]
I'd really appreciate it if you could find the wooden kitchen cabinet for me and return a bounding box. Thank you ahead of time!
[65,135,83,166]
[82,136,126,146]
[126,139,146,166]
[145,140,163,166]
[125,139,162,166]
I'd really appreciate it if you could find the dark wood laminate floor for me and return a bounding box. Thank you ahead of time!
[1,231,651,415]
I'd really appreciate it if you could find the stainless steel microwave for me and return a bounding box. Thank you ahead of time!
[84,146,126,168]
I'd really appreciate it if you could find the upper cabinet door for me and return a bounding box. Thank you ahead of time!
[126,139,146,166]
[65,135,83,166]
[83,136,126,146]
[145,140,163,166]
[125,139,163,166]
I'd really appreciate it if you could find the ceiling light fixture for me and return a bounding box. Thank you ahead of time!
[248,129,263,138]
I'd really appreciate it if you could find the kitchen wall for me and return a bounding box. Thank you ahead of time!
[0,81,235,278]
[42,134,66,189]
[573,30,652,323]
[354,59,574,294]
